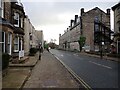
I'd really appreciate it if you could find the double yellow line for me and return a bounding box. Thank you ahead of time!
[55,55,92,90]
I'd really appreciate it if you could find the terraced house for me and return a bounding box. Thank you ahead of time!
[0,1,14,55]
[112,2,120,54]
[59,7,113,52]
[0,0,25,58]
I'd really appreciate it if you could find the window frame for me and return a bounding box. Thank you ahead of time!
[0,31,5,53]
[0,0,4,18]
[8,33,12,55]
[14,36,19,52]
[14,12,19,27]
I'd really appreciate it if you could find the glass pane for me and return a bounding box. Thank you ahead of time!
[14,45,18,50]
[0,43,2,52]
[14,37,18,44]
[8,44,10,54]
[2,31,4,42]
[2,43,4,52]
[8,33,10,43]
[0,30,2,42]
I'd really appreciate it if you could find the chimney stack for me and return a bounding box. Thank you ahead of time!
[81,8,84,16]
[107,9,110,15]
[70,20,74,27]
[74,15,78,24]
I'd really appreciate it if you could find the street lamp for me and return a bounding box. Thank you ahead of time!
[39,43,41,60]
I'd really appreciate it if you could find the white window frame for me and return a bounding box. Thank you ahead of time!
[0,31,5,53]
[14,36,19,52]
[0,0,1,7]
[0,0,4,18]
[14,12,19,27]
[21,18,23,28]
[8,33,12,55]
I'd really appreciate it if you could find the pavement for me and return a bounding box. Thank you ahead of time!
[23,50,81,88]
[2,50,83,89]
[79,52,120,62]
[2,53,39,89]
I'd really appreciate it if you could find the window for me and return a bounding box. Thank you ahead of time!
[21,18,23,28]
[30,35,32,40]
[14,36,19,52]
[94,16,99,22]
[8,33,12,55]
[95,24,99,31]
[0,0,4,18]
[0,31,5,53]
[14,13,19,27]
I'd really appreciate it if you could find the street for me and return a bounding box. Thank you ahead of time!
[50,49,119,88]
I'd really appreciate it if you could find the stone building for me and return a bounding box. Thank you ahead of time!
[0,1,13,55]
[59,7,112,52]
[24,15,39,55]
[11,1,25,57]
[24,15,32,55]
[80,7,112,52]
[0,0,25,59]
[35,30,44,48]
[112,2,120,54]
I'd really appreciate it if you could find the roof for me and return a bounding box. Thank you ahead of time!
[83,7,107,15]
[0,18,14,29]
[0,17,24,35]
[112,2,120,11]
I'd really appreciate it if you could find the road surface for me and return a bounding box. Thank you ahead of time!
[50,49,119,88]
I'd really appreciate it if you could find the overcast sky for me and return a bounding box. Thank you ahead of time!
[21,0,119,44]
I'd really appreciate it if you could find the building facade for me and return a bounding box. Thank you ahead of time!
[0,0,25,59]
[35,30,44,48]
[59,15,81,51]
[81,7,112,52]
[112,2,120,54]
[59,7,112,52]
[11,1,25,57]
[0,1,14,55]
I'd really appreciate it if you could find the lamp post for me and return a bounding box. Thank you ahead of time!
[39,43,41,60]
[100,13,103,59]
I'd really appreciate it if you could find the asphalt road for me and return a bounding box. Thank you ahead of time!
[50,49,119,88]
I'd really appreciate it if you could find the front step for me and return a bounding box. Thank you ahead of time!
[11,56,29,64]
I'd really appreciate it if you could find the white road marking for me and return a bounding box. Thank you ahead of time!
[61,54,64,57]
[73,54,78,56]
[89,61,112,69]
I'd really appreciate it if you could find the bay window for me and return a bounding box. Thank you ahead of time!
[14,12,19,27]
[0,31,5,53]
[14,36,19,52]
[0,0,4,18]
[8,33,12,55]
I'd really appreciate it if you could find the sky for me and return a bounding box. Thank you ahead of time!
[21,0,120,44]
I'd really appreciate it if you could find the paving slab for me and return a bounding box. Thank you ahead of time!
[2,68,30,89]
[23,51,82,88]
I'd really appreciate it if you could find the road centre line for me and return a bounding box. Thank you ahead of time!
[89,61,112,69]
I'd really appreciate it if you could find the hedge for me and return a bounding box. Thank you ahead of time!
[29,48,37,56]
[2,53,10,70]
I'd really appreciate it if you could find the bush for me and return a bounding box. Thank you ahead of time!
[29,48,37,56]
[2,53,10,70]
